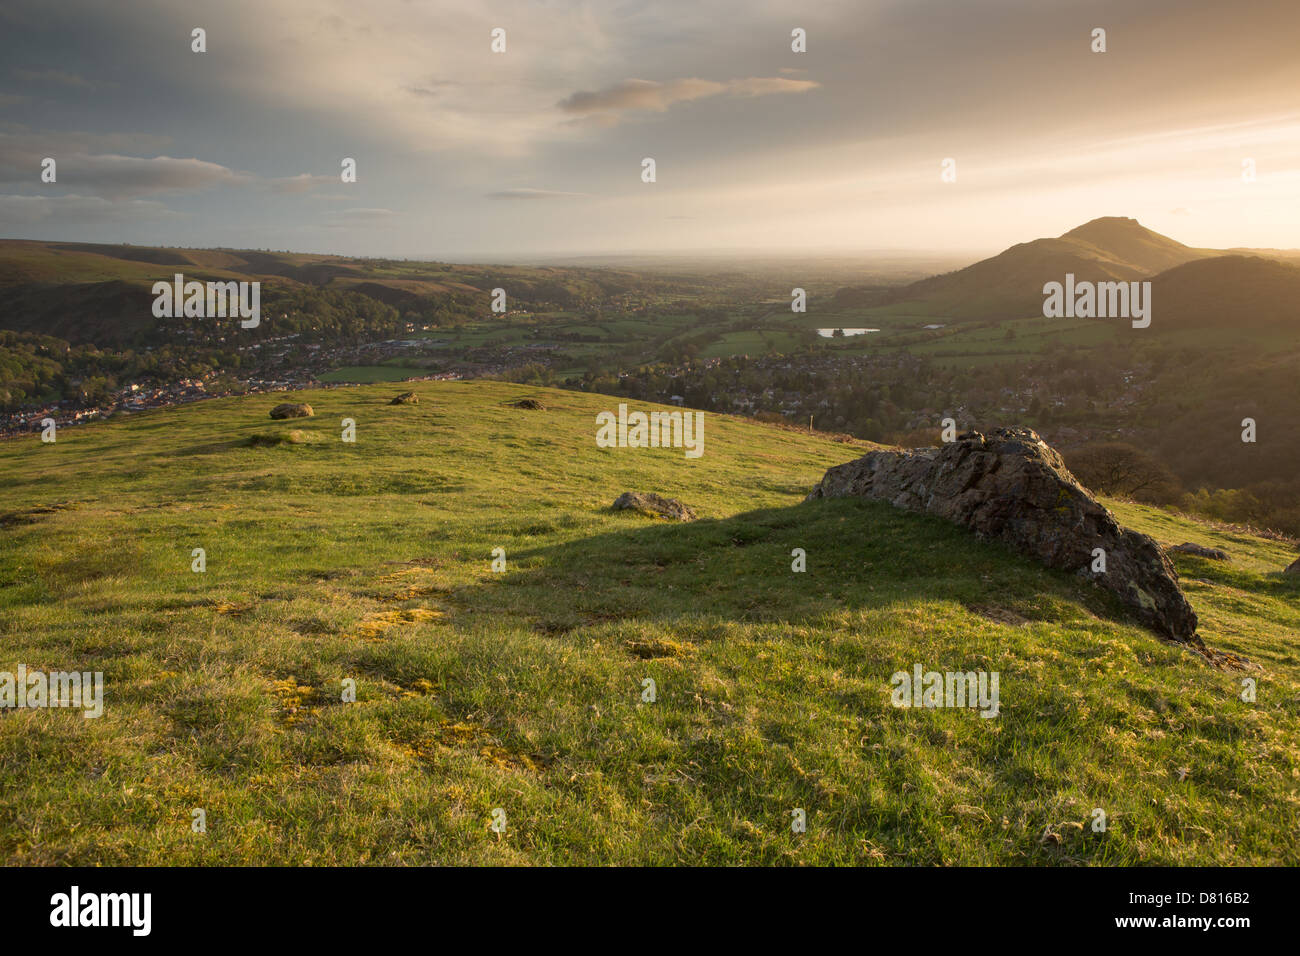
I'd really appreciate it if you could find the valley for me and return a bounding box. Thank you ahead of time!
[4,219,1299,536]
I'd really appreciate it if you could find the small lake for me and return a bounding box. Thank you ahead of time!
[816,328,880,338]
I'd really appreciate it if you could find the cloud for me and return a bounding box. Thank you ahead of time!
[3,0,1297,253]
[12,68,91,89]
[204,0,609,155]
[559,112,623,131]
[0,193,175,225]
[1,2,825,160]
[0,132,369,211]
[0,129,172,163]
[557,76,818,120]
[558,78,725,114]
[269,172,337,194]
[485,188,588,200]
[727,77,820,97]
[0,132,349,201]
[323,207,397,227]
[0,132,244,199]
[53,154,247,199]
[406,79,462,98]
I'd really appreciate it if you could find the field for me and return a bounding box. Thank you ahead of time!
[1,381,1297,864]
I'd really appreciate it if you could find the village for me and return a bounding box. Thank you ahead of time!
[0,323,554,438]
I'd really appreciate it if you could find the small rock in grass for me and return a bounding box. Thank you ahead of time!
[269,402,313,419]
[1170,542,1229,561]
[612,492,696,521]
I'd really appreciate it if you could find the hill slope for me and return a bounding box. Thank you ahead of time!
[0,382,1297,864]
[1148,254,1300,328]
[0,239,588,348]
[835,217,1300,323]
[1058,217,1206,275]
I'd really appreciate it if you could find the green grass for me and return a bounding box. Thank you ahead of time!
[700,330,809,358]
[0,381,1296,865]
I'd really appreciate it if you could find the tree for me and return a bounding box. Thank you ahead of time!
[1065,442,1182,504]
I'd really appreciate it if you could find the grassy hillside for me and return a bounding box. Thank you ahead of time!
[0,382,1297,865]
[1059,217,1208,275]
[0,239,633,349]
[1148,255,1300,328]
[849,217,1208,321]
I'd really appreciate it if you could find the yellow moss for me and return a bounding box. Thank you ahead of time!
[352,607,442,642]
[374,567,449,601]
[213,602,253,616]
[269,677,317,725]
[397,720,540,772]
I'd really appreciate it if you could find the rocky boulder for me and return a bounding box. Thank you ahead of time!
[807,427,1198,643]
[390,392,418,405]
[1285,557,1300,576]
[269,402,313,420]
[1170,542,1229,561]
[612,492,696,521]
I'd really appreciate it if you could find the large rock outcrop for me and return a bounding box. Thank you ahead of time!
[807,427,1198,643]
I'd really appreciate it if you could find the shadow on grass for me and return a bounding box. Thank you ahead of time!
[1173,551,1300,599]
[453,497,1136,639]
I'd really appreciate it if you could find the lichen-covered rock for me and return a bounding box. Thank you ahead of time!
[1170,542,1229,561]
[390,392,418,405]
[269,402,313,420]
[612,492,696,521]
[807,427,1198,643]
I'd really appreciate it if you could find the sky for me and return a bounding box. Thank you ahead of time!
[1,0,1298,260]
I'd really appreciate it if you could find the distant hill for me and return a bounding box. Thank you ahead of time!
[834,217,1298,323]
[1148,254,1300,328]
[0,239,339,288]
[876,235,1149,318]
[1058,217,1206,275]
[49,242,199,268]
[0,239,577,347]
[0,240,311,346]
[1,279,162,345]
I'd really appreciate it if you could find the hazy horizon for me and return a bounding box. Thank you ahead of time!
[3,0,1299,258]
[5,217,1294,271]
